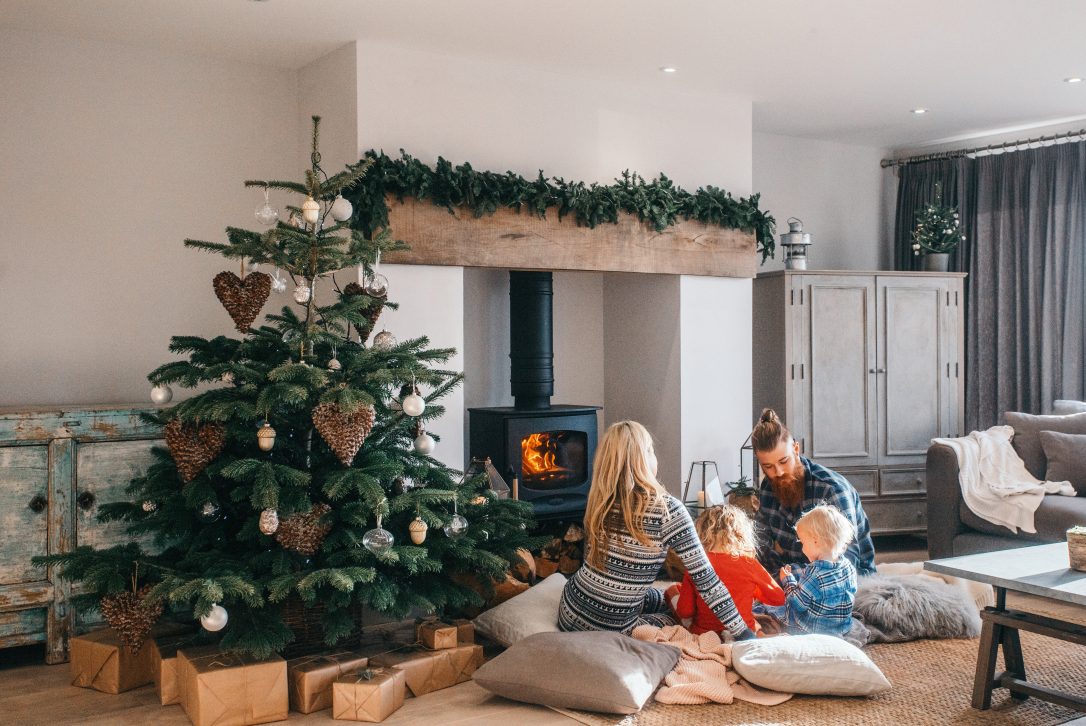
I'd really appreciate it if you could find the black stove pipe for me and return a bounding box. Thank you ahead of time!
[509,271,553,410]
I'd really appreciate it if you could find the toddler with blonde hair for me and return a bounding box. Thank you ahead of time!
[671,505,785,635]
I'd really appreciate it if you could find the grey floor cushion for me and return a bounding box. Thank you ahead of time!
[473,630,680,714]
[854,573,981,642]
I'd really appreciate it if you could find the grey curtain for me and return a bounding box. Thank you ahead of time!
[895,142,1086,430]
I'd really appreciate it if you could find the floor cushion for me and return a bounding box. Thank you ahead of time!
[854,573,981,641]
[471,573,565,647]
[473,630,679,714]
[730,633,891,696]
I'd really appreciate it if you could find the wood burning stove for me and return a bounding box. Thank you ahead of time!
[468,271,599,519]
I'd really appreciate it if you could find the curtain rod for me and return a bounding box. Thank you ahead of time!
[881,127,1086,168]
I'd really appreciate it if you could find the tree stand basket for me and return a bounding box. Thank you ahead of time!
[280,594,364,657]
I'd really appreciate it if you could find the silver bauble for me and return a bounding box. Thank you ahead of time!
[372,330,397,350]
[409,517,428,544]
[258,508,279,535]
[330,195,353,222]
[362,527,395,554]
[200,603,229,632]
[413,431,435,455]
[443,514,469,539]
[293,284,312,304]
[402,392,425,417]
[257,422,276,452]
[150,384,173,404]
[364,273,389,297]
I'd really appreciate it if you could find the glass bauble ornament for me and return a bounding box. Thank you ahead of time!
[197,502,220,522]
[200,603,229,632]
[255,188,279,226]
[327,358,342,372]
[443,514,469,539]
[150,384,173,404]
[363,526,394,554]
[282,329,300,345]
[293,284,312,304]
[409,517,428,544]
[258,508,279,535]
[364,272,389,297]
[142,500,157,513]
[413,431,435,455]
[257,422,276,451]
[270,268,287,293]
[402,390,425,417]
[372,330,396,350]
[301,195,320,224]
[330,195,353,222]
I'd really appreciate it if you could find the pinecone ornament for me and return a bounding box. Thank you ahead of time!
[275,503,332,556]
[164,420,226,482]
[341,282,386,344]
[312,402,376,466]
[212,270,272,332]
[99,585,163,654]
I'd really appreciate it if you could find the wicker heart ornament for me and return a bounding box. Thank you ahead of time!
[312,402,376,466]
[164,420,226,482]
[276,503,333,556]
[341,282,386,344]
[213,270,272,333]
[100,585,164,654]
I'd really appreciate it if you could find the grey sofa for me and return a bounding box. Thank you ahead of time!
[926,403,1086,558]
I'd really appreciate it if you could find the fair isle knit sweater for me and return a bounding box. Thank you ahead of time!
[558,495,751,638]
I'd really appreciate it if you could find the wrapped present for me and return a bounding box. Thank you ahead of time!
[370,643,483,697]
[415,620,457,651]
[332,667,406,722]
[149,633,200,705]
[70,628,155,694]
[176,646,288,726]
[287,651,369,714]
[451,618,475,644]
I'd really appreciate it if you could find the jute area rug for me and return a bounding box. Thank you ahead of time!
[554,632,1086,726]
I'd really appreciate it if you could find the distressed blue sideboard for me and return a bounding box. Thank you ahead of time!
[0,406,161,663]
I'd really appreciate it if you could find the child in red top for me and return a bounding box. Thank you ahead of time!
[672,505,785,635]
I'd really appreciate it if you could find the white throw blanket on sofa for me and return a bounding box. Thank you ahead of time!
[933,425,1076,534]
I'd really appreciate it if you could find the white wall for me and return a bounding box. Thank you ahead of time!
[0,29,299,406]
[298,43,359,174]
[753,132,892,272]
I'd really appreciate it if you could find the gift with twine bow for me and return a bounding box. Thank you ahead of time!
[70,628,156,694]
[369,641,484,697]
[286,651,370,714]
[175,646,288,726]
[414,619,457,651]
[332,667,406,722]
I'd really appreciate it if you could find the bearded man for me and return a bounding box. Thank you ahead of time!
[752,408,876,576]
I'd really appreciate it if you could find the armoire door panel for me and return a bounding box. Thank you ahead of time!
[802,277,877,465]
[880,282,945,458]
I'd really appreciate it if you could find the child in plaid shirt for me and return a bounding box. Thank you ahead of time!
[757,504,858,637]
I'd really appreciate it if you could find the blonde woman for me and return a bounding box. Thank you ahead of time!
[558,421,755,640]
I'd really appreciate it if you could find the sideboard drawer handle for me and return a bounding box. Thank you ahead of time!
[77,491,96,511]
[28,494,47,513]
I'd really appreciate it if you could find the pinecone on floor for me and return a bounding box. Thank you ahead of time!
[276,503,333,556]
[99,585,164,654]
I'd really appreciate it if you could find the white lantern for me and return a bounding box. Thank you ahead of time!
[779,217,813,270]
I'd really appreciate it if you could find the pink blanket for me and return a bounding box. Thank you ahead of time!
[632,624,792,706]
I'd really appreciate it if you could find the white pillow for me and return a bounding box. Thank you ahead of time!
[731,634,891,696]
[472,573,566,647]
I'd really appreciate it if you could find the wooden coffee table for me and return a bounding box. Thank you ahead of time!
[925,542,1086,712]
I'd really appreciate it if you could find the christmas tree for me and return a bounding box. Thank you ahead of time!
[38,117,540,657]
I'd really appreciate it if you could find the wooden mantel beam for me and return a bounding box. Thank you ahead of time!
[382,196,758,278]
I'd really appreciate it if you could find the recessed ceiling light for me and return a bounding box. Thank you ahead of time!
[1065,77,1084,83]
[911,108,929,115]
[659,67,677,74]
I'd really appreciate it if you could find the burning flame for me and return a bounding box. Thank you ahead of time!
[521,433,573,480]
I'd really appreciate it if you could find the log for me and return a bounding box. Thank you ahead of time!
[383,196,757,278]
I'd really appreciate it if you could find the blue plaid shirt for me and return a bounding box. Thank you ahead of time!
[756,456,877,576]
[772,557,857,636]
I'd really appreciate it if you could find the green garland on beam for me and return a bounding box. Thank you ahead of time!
[344,150,776,263]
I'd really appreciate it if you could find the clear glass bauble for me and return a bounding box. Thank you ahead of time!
[200,603,229,632]
[270,270,287,294]
[363,527,395,554]
[443,514,469,539]
[364,273,389,297]
[282,329,300,345]
[255,201,279,226]
[150,384,173,404]
[372,330,396,350]
[401,392,425,417]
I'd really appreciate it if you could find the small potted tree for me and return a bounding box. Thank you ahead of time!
[726,474,759,517]
[912,182,964,271]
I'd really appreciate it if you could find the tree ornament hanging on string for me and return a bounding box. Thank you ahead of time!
[364,249,389,297]
[100,582,163,654]
[402,378,425,417]
[330,194,353,222]
[301,195,320,224]
[150,384,173,405]
[312,402,375,466]
[444,492,469,539]
[254,186,279,226]
[341,282,385,344]
[142,500,157,513]
[327,345,342,371]
[413,421,435,455]
[213,270,272,333]
[372,329,396,350]
[270,267,287,294]
[257,421,276,451]
[197,501,221,522]
[390,383,412,412]
[293,283,312,305]
[258,507,279,535]
[276,503,332,555]
[164,420,225,482]
[200,603,229,632]
[409,516,428,544]
[363,503,394,554]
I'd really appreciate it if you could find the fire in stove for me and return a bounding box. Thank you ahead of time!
[521,432,576,486]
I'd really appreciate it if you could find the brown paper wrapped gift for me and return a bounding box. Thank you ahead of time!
[416,620,457,650]
[176,646,288,726]
[370,643,483,697]
[287,651,369,714]
[70,628,155,694]
[149,633,200,705]
[331,668,406,722]
[451,618,475,644]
